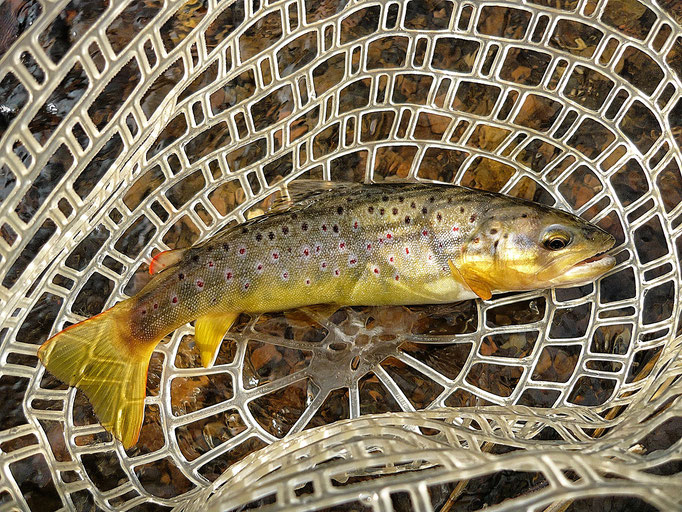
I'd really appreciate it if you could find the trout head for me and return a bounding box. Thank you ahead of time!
[451,200,616,299]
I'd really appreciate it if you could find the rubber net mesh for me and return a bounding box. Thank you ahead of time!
[0,0,681,510]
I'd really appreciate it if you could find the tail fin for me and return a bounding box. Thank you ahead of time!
[37,300,156,449]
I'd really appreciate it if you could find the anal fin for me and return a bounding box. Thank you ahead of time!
[195,313,240,367]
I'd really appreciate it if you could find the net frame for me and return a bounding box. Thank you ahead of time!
[0,0,680,510]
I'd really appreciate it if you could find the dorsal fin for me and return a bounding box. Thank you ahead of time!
[149,248,186,275]
[267,180,363,214]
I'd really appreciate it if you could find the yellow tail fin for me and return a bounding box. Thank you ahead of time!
[37,300,156,449]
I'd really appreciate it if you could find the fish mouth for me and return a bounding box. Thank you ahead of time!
[574,250,614,267]
[548,243,616,287]
[550,250,616,286]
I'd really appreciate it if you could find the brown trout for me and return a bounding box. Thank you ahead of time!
[38,182,615,447]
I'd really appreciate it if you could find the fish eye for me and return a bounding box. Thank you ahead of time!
[543,230,572,251]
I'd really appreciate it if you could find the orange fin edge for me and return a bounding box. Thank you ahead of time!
[149,249,185,275]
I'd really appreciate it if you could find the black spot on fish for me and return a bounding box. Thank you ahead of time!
[192,254,200,262]
[337,206,344,215]
[223,243,230,252]
[398,196,404,202]
[268,232,275,240]
[241,227,248,234]
[490,228,498,235]
[410,202,416,209]
[333,225,339,233]
[178,273,185,280]
[522,213,528,218]
[392,208,398,215]
[282,226,289,235]
[470,214,476,223]
[460,207,465,213]
[447,197,452,203]
[405,216,411,224]
[368,206,374,213]
[436,213,442,222]
[429,196,435,203]
[422,207,428,214]
[379,208,385,215]
[302,222,308,231]
[256,233,262,241]
[494,240,499,249]
[382,195,389,201]
[291,213,298,220]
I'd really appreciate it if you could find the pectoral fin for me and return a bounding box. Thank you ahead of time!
[448,260,492,300]
[195,313,240,367]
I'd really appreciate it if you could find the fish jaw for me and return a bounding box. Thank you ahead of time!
[547,252,616,287]
[545,229,617,287]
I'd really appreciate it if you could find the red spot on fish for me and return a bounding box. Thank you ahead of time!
[349,257,357,265]
[141,310,147,315]
[422,230,428,236]
[373,267,380,274]
[334,269,340,276]
[305,279,311,285]
[244,282,250,290]
[225,270,233,280]
[172,296,178,304]
[321,262,328,270]
[282,271,289,280]
[395,274,400,281]
[470,214,476,223]
[315,245,322,253]
[238,247,246,256]
[257,264,263,271]
[453,226,459,232]
[197,280,204,288]
[366,243,372,251]
[208,261,215,269]
[389,256,394,263]
[153,303,158,309]
[322,224,327,232]
[353,221,359,230]
[339,242,346,250]
[303,247,310,257]
[428,255,433,260]
[405,247,410,255]
[386,233,392,239]
[272,252,279,260]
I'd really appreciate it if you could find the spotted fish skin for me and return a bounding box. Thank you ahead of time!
[38,182,615,448]
[131,183,483,341]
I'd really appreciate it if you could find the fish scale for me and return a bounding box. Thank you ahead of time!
[37,182,615,448]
